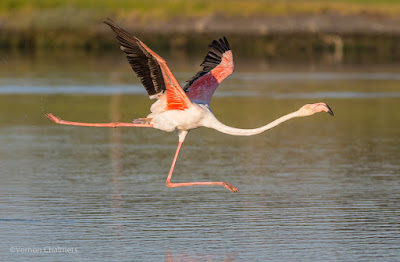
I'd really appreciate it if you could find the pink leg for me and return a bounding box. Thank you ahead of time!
[165,142,239,193]
[45,113,153,128]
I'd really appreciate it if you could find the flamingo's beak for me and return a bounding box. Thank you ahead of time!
[326,104,334,116]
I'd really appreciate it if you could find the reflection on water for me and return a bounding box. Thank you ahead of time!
[0,55,400,261]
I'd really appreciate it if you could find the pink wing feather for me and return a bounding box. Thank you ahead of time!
[104,18,192,111]
[184,37,234,104]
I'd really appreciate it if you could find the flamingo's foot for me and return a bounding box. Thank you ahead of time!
[45,113,61,124]
[223,181,239,193]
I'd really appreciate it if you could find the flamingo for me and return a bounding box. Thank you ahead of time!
[45,18,334,193]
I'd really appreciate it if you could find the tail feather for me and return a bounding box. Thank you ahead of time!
[133,118,152,124]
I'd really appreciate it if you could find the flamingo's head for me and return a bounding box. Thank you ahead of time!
[297,102,334,117]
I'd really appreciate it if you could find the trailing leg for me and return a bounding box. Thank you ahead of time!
[45,113,153,128]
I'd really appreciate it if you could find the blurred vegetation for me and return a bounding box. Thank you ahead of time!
[1,0,400,61]
[2,0,400,21]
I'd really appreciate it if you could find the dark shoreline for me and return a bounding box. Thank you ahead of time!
[1,14,400,62]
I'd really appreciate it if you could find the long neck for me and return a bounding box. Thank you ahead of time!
[204,111,300,136]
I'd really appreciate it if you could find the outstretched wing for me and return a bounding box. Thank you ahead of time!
[184,37,234,104]
[104,18,191,111]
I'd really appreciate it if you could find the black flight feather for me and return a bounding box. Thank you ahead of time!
[104,18,166,97]
[183,37,231,91]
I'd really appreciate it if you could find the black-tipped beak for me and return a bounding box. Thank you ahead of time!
[326,104,334,116]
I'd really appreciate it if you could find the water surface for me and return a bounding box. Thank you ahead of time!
[1,55,400,261]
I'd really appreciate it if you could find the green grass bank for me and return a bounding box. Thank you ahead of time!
[1,0,400,62]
